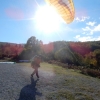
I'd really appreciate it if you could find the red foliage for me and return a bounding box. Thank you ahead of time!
[40,42,54,53]
[1,43,24,57]
[69,42,91,56]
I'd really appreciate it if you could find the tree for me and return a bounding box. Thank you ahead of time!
[73,52,84,65]
[19,36,42,60]
[55,48,77,64]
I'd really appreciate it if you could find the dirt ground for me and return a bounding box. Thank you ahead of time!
[0,62,100,100]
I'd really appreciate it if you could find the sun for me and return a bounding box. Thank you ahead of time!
[34,5,63,33]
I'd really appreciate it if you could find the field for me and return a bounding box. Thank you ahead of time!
[0,62,100,100]
[19,62,100,100]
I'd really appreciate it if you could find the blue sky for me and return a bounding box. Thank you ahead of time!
[0,0,100,44]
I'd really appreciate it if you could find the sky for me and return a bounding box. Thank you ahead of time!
[0,0,100,44]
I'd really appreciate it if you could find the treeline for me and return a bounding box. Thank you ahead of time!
[0,42,24,59]
[17,36,100,69]
[1,36,100,70]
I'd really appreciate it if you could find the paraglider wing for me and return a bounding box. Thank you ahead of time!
[45,0,75,24]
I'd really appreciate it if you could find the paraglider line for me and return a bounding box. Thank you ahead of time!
[34,0,40,7]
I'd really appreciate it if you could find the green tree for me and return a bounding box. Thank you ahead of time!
[19,36,42,60]
[73,52,84,65]
[55,48,77,64]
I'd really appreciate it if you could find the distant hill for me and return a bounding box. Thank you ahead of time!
[0,42,24,59]
[39,40,100,66]
[0,42,25,46]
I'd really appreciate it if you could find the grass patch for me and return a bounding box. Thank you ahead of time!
[41,63,83,77]
[79,87,94,93]
[46,90,94,100]
[46,90,75,100]
[18,62,82,74]
[18,62,31,67]
[75,92,94,100]
[18,62,99,100]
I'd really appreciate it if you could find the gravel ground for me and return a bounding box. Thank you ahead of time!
[0,63,38,100]
[0,63,100,100]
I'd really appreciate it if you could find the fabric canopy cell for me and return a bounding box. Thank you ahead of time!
[45,0,75,24]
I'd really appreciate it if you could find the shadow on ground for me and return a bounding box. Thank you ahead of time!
[18,76,42,100]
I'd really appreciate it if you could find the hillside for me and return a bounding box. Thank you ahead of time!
[0,42,25,45]
[0,39,100,69]
[0,42,24,59]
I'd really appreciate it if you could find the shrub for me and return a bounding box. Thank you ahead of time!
[81,68,100,78]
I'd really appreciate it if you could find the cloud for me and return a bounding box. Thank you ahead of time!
[82,26,91,31]
[75,35,100,42]
[77,36,95,41]
[82,32,86,34]
[82,26,93,35]
[94,24,100,31]
[75,35,80,38]
[82,24,100,35]
[86,22,96,26]
[75,16,90,22]
[97,36,100,40]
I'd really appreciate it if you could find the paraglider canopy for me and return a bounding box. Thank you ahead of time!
[44,0,75,24]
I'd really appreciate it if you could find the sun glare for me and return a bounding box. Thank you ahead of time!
[35,6,63,33]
